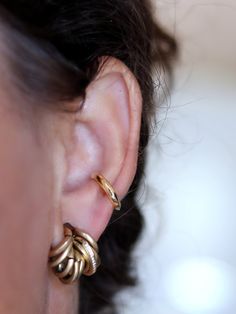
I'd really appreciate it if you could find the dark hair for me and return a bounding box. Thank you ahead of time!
[0,1,177,313]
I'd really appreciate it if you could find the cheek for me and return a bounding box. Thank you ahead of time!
[0,111,54,312]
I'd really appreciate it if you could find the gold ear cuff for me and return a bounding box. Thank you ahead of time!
[91,173,121,211]
[48,173,120,284]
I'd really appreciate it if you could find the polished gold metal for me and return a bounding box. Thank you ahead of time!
[49,223,101,284]
[91,173,121,211]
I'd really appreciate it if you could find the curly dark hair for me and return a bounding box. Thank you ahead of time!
[0,1,177,313]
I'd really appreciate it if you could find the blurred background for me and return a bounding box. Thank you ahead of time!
[116,1,236,313]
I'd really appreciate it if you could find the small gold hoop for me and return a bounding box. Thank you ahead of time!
[91,173,121,211]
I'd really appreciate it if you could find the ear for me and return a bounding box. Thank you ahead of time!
[54,57,142,243]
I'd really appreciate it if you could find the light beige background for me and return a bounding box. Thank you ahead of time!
[116,1,236,314]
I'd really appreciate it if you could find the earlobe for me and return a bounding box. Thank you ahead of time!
[58,57,142,241]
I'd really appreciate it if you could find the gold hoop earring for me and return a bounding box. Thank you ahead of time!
[49,223,100,284]
[91,173,121,211]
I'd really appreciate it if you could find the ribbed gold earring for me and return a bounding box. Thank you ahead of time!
[49,223,100,284]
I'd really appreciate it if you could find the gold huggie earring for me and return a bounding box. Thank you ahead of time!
[48,173,120,284]
[91,173,121,211]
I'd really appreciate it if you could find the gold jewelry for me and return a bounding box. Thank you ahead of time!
[49,223,101,284]
[91,173,121,211]
[49,173,120,284]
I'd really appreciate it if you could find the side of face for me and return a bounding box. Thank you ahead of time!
[0,24,142,314]
[0,70,57,312]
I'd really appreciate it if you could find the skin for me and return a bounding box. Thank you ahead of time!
[0,55,142,314]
